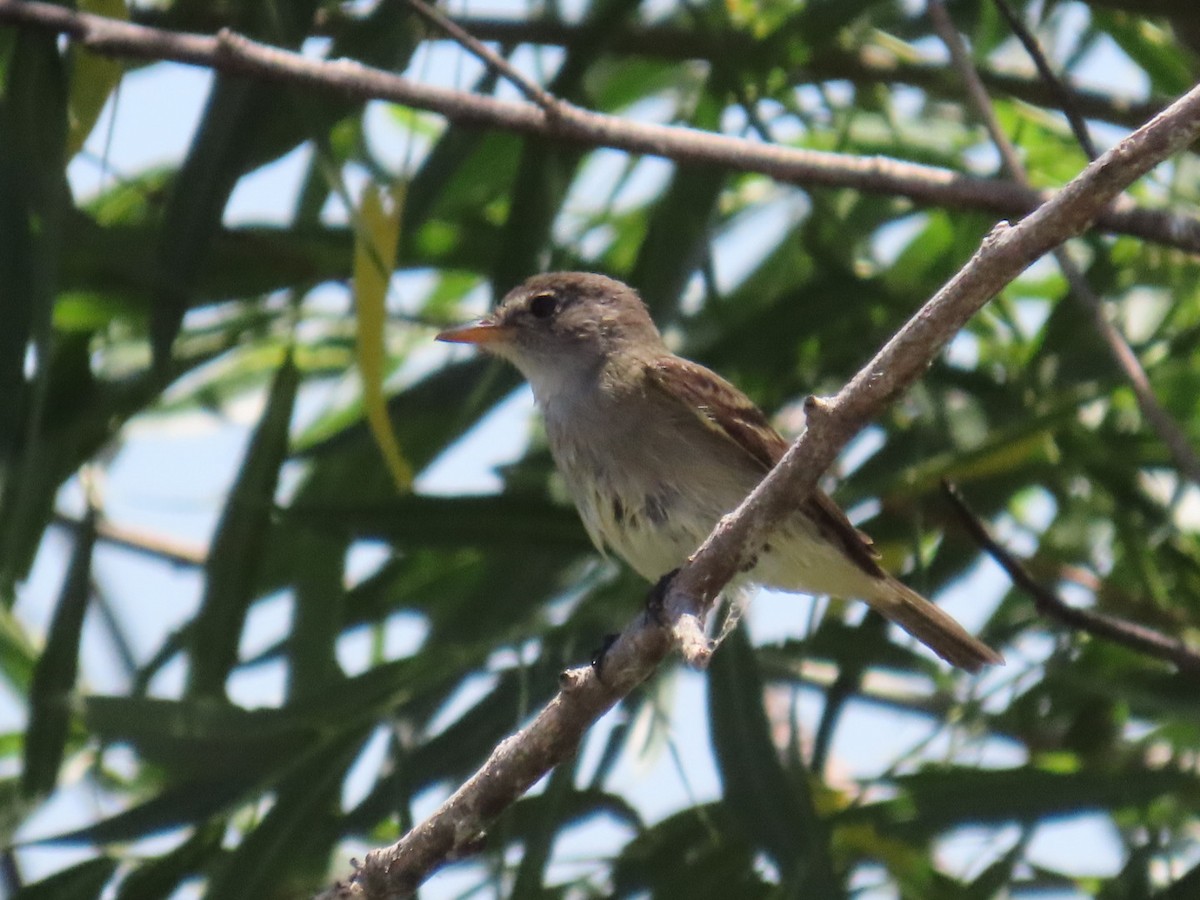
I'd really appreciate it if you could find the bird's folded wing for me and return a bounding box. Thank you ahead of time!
[644,356,788,470]
[644,356,882,576]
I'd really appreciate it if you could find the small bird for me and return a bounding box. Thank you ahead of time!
[437,272,1001,672]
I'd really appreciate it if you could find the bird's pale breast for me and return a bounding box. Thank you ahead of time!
[540,380,759,581]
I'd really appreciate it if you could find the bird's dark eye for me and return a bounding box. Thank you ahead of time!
[528,292,558,319]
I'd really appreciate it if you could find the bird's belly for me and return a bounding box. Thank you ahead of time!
[602,505,704,582]
[573,478,718,582]
[557,438,753,582]
[567,458,885,601]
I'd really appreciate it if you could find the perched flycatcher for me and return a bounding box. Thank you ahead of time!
[437,272,1001,672]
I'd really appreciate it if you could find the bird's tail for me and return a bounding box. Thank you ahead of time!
[869,578,1003,673]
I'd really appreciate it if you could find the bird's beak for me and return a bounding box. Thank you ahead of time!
[435,318,512,346]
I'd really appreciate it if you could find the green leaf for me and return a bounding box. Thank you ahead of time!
[612,803,769,898]
[22,510,95,797]
[150,77,265,364]
[41,778,257,845]
[286,529,344,702]
[66,0,127,159]
[1154,858,1200,899]
[284,493,591,553]
[203,734,362,900]
[114,822,224,900]
[13,857,116,900]
[510,759,577,898]
[187,355,299,698]
[629,160,725,318]
[0,603,38,696]
[0,23,69,592]
[842,766,1200,837]
[353,180,412,491]
[0,776,32,847]
[708,627,837,893]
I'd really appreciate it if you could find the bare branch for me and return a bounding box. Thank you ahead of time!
[942,482,1200,675]
[928,1,1027,183]
[1060,262,1200,486]
[128,8,1171,130]
[2,0,1200,254]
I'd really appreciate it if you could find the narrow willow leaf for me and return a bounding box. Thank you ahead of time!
[203,735,362,900]
[114,822,224,900]
[611,802,767,898]
[0,25,68,593]
[353,181,412,492]
[187,355,298,698]
[0,604,38,696]
[1155,858,1200,899]
[65,0,127,159]
[708,627,837,893]
[838,766,1200,837]
[22,510,95,797]
[510,759,577,899]
[39,778,254,846]
[13,857,116,900]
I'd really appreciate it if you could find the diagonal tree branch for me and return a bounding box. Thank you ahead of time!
[928,0,1200,487]
[942,482,1200,674]
[3,0,1200,255]
[404,0,561,113]
[989,0,1099,160]
[664,73,1200,663]
[317,70,1200,897]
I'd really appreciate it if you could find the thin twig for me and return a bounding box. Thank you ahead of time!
[929,0,1200,487]
[52,512,207,567]
[405,0,561,113]
[929,1,1026,183]
[1058,261,1200,486]
[990,0,1099,159]
[942,482,1200,675]
[1,0,1199,254]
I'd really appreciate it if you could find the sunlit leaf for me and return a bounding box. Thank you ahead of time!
[66,0,127,159]
[353,180,412,492]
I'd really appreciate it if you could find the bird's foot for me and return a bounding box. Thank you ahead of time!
[646,567,681,626]
[590,633,620,677]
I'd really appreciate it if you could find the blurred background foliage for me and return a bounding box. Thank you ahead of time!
[3,0,1200,897]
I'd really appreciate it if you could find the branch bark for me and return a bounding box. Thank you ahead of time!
[928,0,1200,486]
[942,482,1200,675]
[316,618,673,899]
[129,7,1170,130]
[665,75,1200,662]
[316,65,1200,898]
[3,0,1200,254]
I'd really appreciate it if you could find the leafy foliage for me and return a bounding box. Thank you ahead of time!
[4,0,1200,897]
